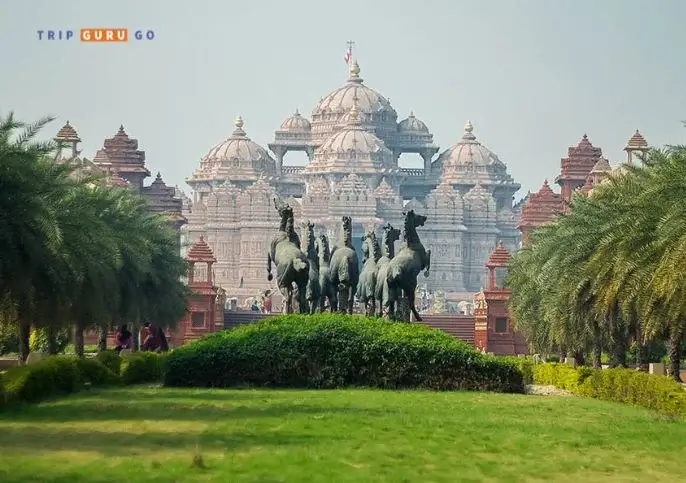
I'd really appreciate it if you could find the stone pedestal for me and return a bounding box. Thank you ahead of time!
[649,362,665,376]
[564,357,577,368]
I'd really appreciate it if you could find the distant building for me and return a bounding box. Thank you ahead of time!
[518,130,649,243]
[52,121,186,234]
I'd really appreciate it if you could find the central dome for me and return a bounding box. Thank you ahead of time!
[310,61,398,144]
[305,105,398,179]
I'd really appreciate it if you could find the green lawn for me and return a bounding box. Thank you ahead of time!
[0,387,684,482]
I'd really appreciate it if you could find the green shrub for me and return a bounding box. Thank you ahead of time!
[95,351,122,375]
[0,355,122,409]
[164,314,524,393]
[121,352,165,385]
[533,363,686,418]
[29,328,71,354]
[0,319,18,355]
[500,357,533,385]
[533,363,592,391]
[74,358,120,386]
[2,356,81,406]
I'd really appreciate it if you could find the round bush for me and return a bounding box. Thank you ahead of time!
[164,315,524,393]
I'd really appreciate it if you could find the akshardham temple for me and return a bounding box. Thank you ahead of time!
[183,59,522,298]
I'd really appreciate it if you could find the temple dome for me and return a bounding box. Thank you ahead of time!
[280,109,311,132]
[435,121,505,169]
[398,112,429,133]
[305,105,398,176]
[191,116,276,183]
[310,61,398,143]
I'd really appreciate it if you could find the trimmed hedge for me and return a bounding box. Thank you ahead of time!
[164,314,525,393]
[0,351,165,410]
[533,363,686,418]
[121,352,166,385]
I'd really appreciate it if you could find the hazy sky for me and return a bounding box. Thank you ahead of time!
[2,0,685,199]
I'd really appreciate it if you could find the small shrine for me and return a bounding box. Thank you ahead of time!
[175,236,219,344]
[473,241,527,355]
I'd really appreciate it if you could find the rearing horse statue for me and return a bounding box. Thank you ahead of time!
[356,230,381,317]
[329,216,359,314]
[301,220,321,314]
[375,223,401,317]
[385,210,431,321]
[267,199,309,314]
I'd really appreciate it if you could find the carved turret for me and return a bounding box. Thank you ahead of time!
[555,134,602,205]
[517,180,562,245]
[624,130,648,165]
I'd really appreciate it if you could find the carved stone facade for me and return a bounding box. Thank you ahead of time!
[184,60,522,296]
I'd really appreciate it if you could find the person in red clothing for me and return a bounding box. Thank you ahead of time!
[141,323,169,352]
[114,325,132,353]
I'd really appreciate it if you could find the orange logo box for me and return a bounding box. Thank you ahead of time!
[80,28,128,42]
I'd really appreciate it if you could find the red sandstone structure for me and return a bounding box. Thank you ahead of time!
[472,242,527,355]
[173,237,221,344]
[518,130,649,239]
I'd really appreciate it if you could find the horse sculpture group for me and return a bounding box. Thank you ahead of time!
[266,198,431,321]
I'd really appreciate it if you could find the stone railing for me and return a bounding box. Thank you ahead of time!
[401,168,425,177]
[281,166,305,175]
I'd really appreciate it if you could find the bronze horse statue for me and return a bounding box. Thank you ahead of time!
[356,230,381,316]
[375,223,401,317]
[267,199,309,314]
[385,210,431,321]
[315,234,336,313]
[329,216,359,314]
[300,220,321,314]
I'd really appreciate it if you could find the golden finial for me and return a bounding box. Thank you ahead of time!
[349,60,361,78]
[234,116,244,129]
[465,120,473,133]
[348,104,359,122]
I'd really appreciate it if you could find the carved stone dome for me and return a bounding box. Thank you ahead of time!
[398,112,429,133]
[435,121,505,168]
[192,116,276,182]
[280,109,311,132]
[310,61,398,144]
[432,120,519,190]
[305,105,398,177]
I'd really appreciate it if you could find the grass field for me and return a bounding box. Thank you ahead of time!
[0,387,684,482]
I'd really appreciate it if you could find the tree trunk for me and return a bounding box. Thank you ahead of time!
[46,325,58,354]
[608,311,627,368]
[572,350,585,367]
[131,323,140,352]
[18,316,31,364]
[97,325,108,352]
[591,321,602,369]
[74,322,85,358]
[667,325,683,382]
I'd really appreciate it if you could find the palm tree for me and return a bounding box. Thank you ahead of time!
[0,112,74,362]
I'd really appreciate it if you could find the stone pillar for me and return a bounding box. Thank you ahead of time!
[473,291,487,352]
[305,146,314,161]
[421,151,433,179]
[273,146,285,175]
